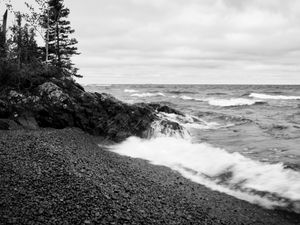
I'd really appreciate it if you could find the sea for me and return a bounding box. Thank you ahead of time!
[84,84,300,213]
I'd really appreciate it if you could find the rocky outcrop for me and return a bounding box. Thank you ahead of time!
[0,80,183,142]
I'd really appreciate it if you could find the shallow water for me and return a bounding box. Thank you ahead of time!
[86,84,300,212]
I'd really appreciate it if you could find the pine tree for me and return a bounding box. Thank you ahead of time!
[10,13,39,66]
[44,0,81,77]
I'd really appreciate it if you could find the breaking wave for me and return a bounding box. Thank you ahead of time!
[179,95,203,101]
[208,98,265,107]
[167,91,197,94]
[250,93,300,100]
[113,137,300,213]
[157,112,233,130]
[124,89,139,93]
[131,92,165,97]
[111,114,300,213]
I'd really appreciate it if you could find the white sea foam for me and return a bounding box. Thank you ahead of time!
[179,95,203,101]
[112,136,300,212]
[149,118,191,140]
[131,92,165,97]
[159,112,231,130]
[94,84,111,87]
[208,98,264,107]
[124,89,139,93]
[250,93,300,100]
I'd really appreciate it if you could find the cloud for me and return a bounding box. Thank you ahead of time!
[7,0,300,83]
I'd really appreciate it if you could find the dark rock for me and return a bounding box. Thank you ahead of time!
[0,80,184,141]
[38,82,70,106]
[0,120,9,130]
[148,103,184,116]
[0,99,9,118]
[0,119,19,130]
[15,116,39,130]
[145,119,187,138]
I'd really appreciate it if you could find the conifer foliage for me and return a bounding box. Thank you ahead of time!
[10,13,39,66]
[0,0,81,92]
[44,0,81,77]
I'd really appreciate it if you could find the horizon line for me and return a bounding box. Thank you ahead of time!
[80,83,300,86]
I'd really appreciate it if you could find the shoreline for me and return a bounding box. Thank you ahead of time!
[0,128,299,224]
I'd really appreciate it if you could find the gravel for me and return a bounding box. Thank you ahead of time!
[0,128,299,224]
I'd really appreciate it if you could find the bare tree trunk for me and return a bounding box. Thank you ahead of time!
[2,10,7,42]
[45,8,49,65]
[56,21,60,67]
[17,13,22,69]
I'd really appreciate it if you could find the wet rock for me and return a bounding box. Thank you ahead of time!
[146,119,187,138]
[148,103,184,116]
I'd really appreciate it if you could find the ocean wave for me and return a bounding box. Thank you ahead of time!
[250,93,300,100]
[94,84,111,87]
[208,98,265,107]
[167,91,197,94]
[206,92,227,96]
[124,89,139,93]
[158,112,233,130]
[179,95,203,101]
[195,112,252,127]
[131,92,165,97]
[112,136,300,213]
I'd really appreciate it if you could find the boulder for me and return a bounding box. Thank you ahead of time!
[145,119,187,138]
[16,116,39,130]
[38,82,70,105]
[8,90,26,103]
[149,103,185,116]
[0,119,20,130]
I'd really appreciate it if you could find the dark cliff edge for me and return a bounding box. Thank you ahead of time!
[0,79,183,142]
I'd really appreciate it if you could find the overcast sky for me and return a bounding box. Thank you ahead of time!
[3,0,300,84]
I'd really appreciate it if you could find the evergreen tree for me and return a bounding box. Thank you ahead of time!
[10,13,39,66]
[44,0,81,77]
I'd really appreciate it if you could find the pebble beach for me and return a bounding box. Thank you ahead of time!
[0,128,299,225]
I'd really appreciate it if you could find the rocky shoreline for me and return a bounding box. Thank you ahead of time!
[0,79,185,142]
[1,128,299,224]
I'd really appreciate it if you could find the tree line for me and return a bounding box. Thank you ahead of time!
[0,0,80,92]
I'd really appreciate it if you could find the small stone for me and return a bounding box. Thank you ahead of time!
[38,208,44,214]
